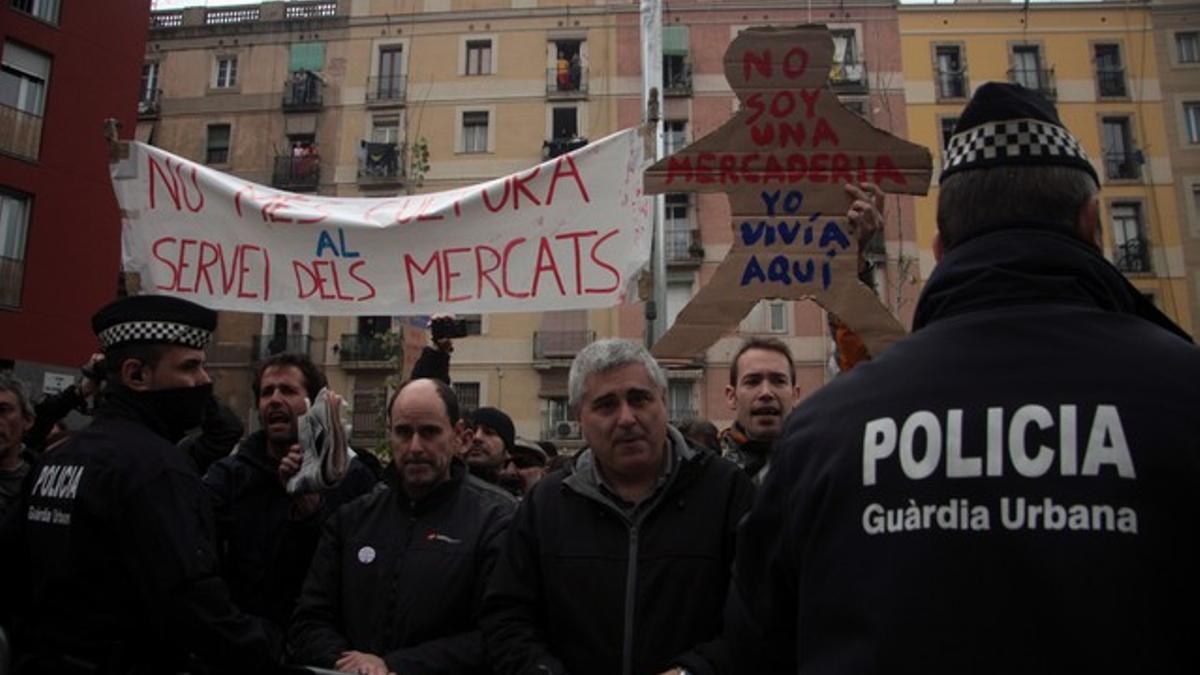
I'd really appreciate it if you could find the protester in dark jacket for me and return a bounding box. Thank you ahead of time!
[726,83,1200,674]
[289,378,515,675]
[481,339,754,675]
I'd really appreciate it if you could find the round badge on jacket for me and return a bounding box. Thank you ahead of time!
[357,546,376,564]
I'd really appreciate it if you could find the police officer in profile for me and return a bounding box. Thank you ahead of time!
[726,83,1200,674]
[2,295,281,674]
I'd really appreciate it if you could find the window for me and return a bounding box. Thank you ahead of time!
[1010,45,1051,96]
[1177,32,1199,64]
[550,40,584,93]
[1111,202,1150,273]
[830,29,865,86]
[1193,184,1200,227]
[1185,102,1200,144]
[376,45,404,99]
[465,39,492,76]
[939,117,959,151]
[140,62,160,104]
[462,111,488,153]
[1101,117,1139,180]
[460,314,483,336]
[551,107,578,141]
[768,301,787,332]
[206,124,230,164]
[666,380,695,422]
[665,193,694,261]
[289,42,325,73]
[664,120,687,156]
[11,0,58,23]
[663,25,690,95]
[840,98,868,120]
[0,189,30,308]
[665,276,693,329]
[1094,44,1126,98]
[1,41,50,116]
[741,299,788,333]
[213,56,237,88]
[934,45,966,99]
[371,115,400,144]
[453,382,481,413]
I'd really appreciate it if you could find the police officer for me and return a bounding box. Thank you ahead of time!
[4,295,280,674]
[726,83,1200,673]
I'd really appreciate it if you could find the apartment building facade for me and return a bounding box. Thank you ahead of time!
[0,0,153,392]
[900,0,1194,335]
[142,0,915,447]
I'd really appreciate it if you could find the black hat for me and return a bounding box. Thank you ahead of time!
[92,295,217,352]
[468,407,515,452]
[941,82,1099,184]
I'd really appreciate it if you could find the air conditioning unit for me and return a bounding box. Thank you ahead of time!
[554,420,580,439]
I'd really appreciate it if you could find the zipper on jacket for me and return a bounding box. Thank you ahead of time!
[622,524,638,675]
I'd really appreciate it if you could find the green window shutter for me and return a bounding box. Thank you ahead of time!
[289,42,325,72]
[663,26,689,56]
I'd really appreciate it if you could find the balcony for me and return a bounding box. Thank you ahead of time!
[543,137,588,160]
[0,256,24,308]
[546,66,588,99]
[936,68,967,99]
[338,333,398,366]
[273,154,321,192]
[1097,68,1127,98]
[1008,67,1056,100]
[664,60,693,97]
[350,387,388,448]
[1104,151,1141,181]
[0,104,42,161]
[251,334,314,361]
[365,75,407,107]
[138,90,162,119]
[285,1,337,19]
[830,60,868,94]
[205,6,259,24]
[1115,237,1151,274]
[283,73,323,111]
[357,142,404,187]
[534,330,595,360]
[150,11,183,28]
[666,228,703,265]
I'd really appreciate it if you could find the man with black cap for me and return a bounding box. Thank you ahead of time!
[726,83,1200,673]
[1,295,281,673]
[462,406,516,485]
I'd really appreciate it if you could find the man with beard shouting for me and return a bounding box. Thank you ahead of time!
[1,295,280,674]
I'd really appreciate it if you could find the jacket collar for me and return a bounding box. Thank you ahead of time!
[913,228,1192,342]
[564,425,704,512]
[383,458,467,514]
[233,430,281,474]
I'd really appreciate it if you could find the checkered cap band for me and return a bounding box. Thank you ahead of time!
[943,118,1091,174]
[97,321,212,350]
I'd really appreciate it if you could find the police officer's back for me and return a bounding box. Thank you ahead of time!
[3,296,280,674]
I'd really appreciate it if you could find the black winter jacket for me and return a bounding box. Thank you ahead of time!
[727,229,1200,674]
[288,461,515,674]
[481,428,755,675]
[203,430,378,629]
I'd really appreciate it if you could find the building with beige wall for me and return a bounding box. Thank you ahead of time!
[900,0,1194,335]
[142,0,916,448]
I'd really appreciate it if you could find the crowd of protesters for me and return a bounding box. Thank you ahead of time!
[1,82,1198,675]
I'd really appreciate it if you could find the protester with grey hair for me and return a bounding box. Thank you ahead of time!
[482,338,754,675]
[0,375,34,520]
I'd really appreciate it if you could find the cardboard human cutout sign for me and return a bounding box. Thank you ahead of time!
[644,25,932,359]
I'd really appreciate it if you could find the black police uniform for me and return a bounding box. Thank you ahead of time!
[7,390,280,673]
[727,229,1200,674]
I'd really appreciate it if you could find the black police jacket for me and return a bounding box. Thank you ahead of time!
[727,229,1200,674]
[481,429,755,675]
[203,430,378,630]
[2,389,280,673]
[288,460,515,674]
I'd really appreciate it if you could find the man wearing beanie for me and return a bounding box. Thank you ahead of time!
[1,295,281,673]
[727,83,1200,674]
[463,406,516,485]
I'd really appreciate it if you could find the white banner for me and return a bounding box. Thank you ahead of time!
[111,128,652,315]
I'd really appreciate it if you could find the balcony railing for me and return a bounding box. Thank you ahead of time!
[1115,237,1151,273]
[1097,68,1127,98]
[252,334,314,361]
[273,154,321,191]
[936,68,967,99]
[543,137,588,160]
[285,1,337,19]
[1008,67,1057,100]
[150,11,183,28]
[205,6,259,24]
[0,104,42,160]
[357,142,404,185]
[283,73,323,111]
[0,256,24,308]
[138,90,162,119]
[534,330,595,360]
[666,228,702,263]
[339,334,398,363]
[664,60,693,97]
[1104,151,1141,181]
[546,66,588,97]
[830,60,869,93]
[365,75,407,105]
